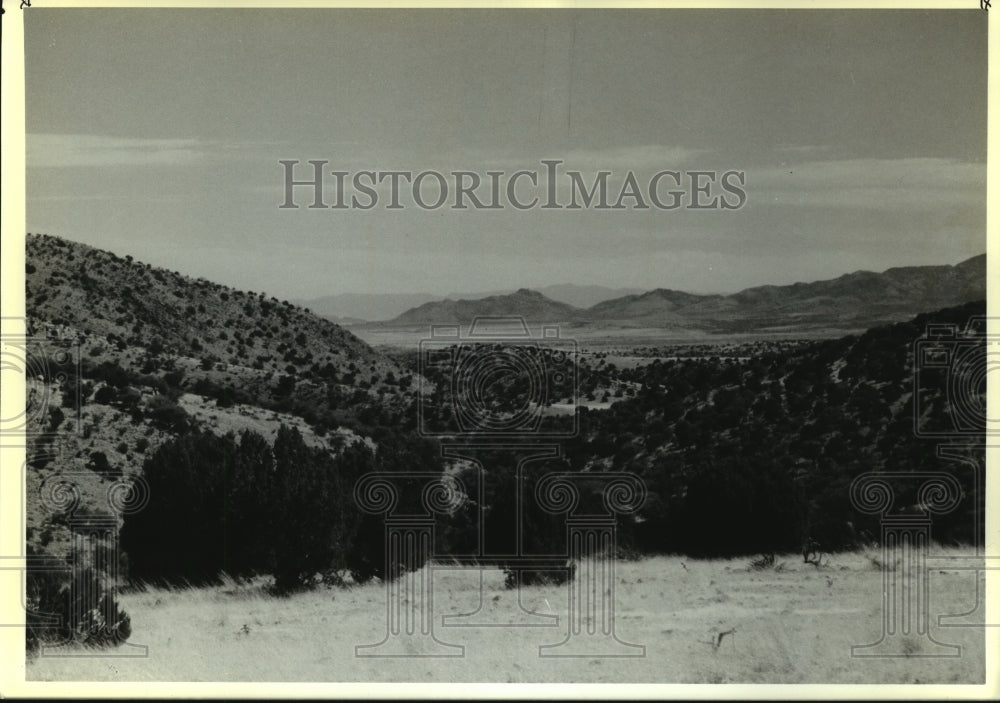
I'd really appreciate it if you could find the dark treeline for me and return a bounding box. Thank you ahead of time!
[119,429,577,589]
[120,426,446,591]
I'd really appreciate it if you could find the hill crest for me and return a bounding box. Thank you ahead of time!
[25,233,410,412]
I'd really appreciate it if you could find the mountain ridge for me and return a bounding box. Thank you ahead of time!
[296,284,646,322]
[380,254,985,333]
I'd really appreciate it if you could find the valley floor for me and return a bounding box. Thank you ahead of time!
[24,551,988,685]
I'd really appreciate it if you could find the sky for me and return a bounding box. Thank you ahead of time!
[24,8,987,300]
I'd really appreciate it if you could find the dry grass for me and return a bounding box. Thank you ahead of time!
[26,550,985,683]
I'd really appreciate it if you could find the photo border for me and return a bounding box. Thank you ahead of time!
[1,0,996,699]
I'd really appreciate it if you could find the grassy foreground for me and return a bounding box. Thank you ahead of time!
[26,550,986,684]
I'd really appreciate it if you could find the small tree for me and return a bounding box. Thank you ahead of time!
[48,406,65,432]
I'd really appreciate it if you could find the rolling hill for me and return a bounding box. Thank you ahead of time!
[672,254,988,333]
[26,233,403,395]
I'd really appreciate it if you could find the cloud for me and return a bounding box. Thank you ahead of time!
[472,144,705,171]
[773,144,834,156]
[27,133,209,168]
[750,157,985,211]
[559,144,706,169]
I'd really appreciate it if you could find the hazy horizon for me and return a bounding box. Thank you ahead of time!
[27,231,985,306]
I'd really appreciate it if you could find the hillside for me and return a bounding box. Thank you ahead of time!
[404,296,985,562]
[586,288,720,326]
[560,299,987,555]
[26,234,413,421]
[27,234,383,376]
[682,254,987,332]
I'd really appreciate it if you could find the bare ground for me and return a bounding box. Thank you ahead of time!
[26,551,987,684]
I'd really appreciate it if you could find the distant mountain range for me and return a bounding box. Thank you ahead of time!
[379,254,986,334]
[295,285,645,322]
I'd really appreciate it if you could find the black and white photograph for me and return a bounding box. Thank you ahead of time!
[0,1,996,697]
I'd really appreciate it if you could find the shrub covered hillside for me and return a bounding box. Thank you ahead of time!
[25,233,422,430]
[557,300,987,557]
[22,233,437,651]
